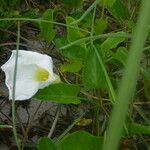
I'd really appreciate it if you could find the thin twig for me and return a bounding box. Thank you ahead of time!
[25,101,43,138]
[48,104,61,138]
[16,112,28,141]
[0,28,31,43]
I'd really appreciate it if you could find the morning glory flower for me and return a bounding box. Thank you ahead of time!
[1,50,57,101]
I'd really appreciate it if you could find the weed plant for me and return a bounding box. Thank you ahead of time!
[0,0,150,149]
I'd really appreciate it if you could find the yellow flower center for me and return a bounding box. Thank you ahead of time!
[34,68,49,82]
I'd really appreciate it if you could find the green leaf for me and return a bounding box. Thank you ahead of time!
[60,59,82,73]
[101,32,126,51]
[128,123,150,135]
[66,16,81,43]
[108,0,129,19]
[40,9,55,43]
[83,46,106,89]
[60,0,83,7]
[54,38,87,60]
[94,19,107,34]
[35,83,81,104]
[37,137,55,150]
[61,45,87,60]
[112,47,128,66]
[57,131,103,150]
[100,32,126,58]
[71,12,93,29]
[101,0,116,7]
[54,37,68,48]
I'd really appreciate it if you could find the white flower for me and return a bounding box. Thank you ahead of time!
[1,50,57,101]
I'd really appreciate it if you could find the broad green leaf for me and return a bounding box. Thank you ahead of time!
[54,37,68,48]
[37,137,55,150]
[101,0,116,7]
[60,59,82,73]
[83,46,106,89]
[100,32,126,58]
[54,38,87,60]
[66,16,81,43]
[60,0,83,7]
[128,123,150,135]
[94,19,107,34]
[57,131,103,150]
[61,45,87,60]
[101,32,126,51]
[35,83,81,104]
[108,0,129,19]
[40,9,55,43]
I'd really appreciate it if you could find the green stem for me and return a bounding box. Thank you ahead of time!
[0,18,89,34]
[59,33,131,50]
[93,45,116,103]
[102,0,150,150]
[89,1,116,103]
[0,18,131,50]
[12,21,21,150]
[0,125,13,128]
[71,0,101,25]
[90,3,97,45]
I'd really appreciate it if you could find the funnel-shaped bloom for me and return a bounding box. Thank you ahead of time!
[1,50,57,101]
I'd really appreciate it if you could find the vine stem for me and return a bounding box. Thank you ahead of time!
[59,33,131,50]
[0,18,89,34]
[71,0,101,25]
[12,21,21,150]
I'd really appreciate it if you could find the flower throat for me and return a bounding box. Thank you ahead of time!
[34,68,49,81]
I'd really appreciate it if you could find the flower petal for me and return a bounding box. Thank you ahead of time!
[13,50,57,89]
[1,50,58,100]
[2,64,40,100]
[12,50,54,74]
[1,52,16,70]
